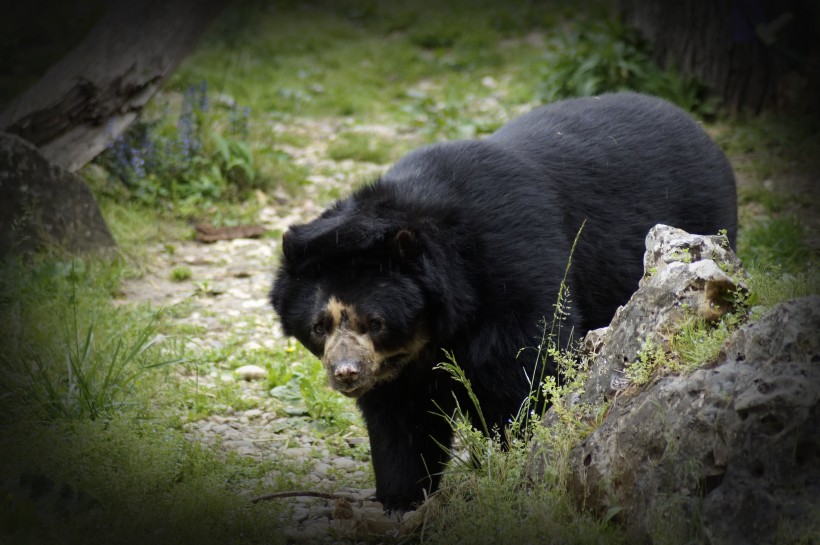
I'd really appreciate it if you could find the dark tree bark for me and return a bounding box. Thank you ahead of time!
[0,0,229,172]
[618,0,819,113]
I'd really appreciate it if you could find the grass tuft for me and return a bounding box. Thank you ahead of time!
[0,256,180,421]
[739,214,814,273]
[170,266,193,282]
[327,131,396,164]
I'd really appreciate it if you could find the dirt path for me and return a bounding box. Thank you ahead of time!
[117,118,403,542]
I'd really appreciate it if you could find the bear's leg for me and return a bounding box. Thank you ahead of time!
[358,383,454,512]
[468,373,546,450]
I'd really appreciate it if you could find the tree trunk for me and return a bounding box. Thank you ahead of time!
[0,0,228,172]
[618,0,818,113]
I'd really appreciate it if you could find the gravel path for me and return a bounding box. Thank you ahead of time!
[117,118,410,542]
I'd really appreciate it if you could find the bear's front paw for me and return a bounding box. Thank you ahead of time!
[378,493,418,516]
[385,506,407,522]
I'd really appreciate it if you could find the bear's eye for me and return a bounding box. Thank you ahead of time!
[313,323,326,336]
[368,318,384,333]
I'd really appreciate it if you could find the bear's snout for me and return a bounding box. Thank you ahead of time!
[333,359,362,383]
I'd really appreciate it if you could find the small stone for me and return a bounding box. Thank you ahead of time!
[222,439,253,449]
[332,457,358,470]
[244,409,263,419]
[197,421,212,432]
[235,365,268,380]
[243,340,263,351]
[300,518,331,540]
[358,488,376,499]
[309,505,334,519]
[285,447,311,458]
[183,255,216,265]
[292,507,310,523]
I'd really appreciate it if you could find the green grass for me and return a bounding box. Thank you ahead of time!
[171,0,560,120]
[0,418,292,545]
[170,266,193,282]
[745,265,819,309]
[0,251,363,543]
[739,214,813,273]
[427,345,625,544]
[327,131,396,164]
[714,112,820,185]
[164,0,588,150]
[0,256,173,421]
[425,428,626,545]
[626,337,668,386]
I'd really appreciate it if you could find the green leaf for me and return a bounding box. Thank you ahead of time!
[211,133,230,163]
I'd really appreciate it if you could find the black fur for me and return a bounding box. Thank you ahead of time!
[271,92,737,511]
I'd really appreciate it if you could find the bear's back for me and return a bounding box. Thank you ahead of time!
[378,92,737,331]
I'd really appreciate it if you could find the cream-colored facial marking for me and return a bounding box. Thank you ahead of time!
[320,296,429,397]
[326,296,347,329]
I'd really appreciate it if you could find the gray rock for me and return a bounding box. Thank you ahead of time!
[699,297,820,544]
[243,408,263,419]
[307,504,334,521]
[292,506,310,523]
[581,224,748,402]
[0,132,115,256]
[222,440,253,449]
[288,517,331,542]
[332,457,359,470]
[641,224,741,279]
[234,364,267,381]
[529,225,819,544]
[568,296,819,544]
[313,462,330,478]
[284,447,311,458]
[211,423,230,434]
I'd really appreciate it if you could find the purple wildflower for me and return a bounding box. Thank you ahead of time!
[199,80,209,111]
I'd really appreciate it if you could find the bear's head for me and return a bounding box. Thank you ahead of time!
[270,191,476,397]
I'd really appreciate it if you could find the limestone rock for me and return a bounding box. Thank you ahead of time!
[581,224,748,402]
[0,132,115,256]
[570,296,819,544]
[529,225,819,544]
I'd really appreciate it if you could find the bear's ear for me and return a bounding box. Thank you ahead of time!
[391,229,420,260]
[280,212,397,268]
[281,229,294,263]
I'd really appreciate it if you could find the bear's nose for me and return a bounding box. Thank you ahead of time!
[333,359,361,383]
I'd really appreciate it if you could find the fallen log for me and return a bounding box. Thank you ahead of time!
[0,0,228,173]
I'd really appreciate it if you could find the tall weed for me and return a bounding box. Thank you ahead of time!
[0,257,179,421]
[424,220,612,541]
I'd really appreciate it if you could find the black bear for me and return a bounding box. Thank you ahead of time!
[270,92,737,511]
